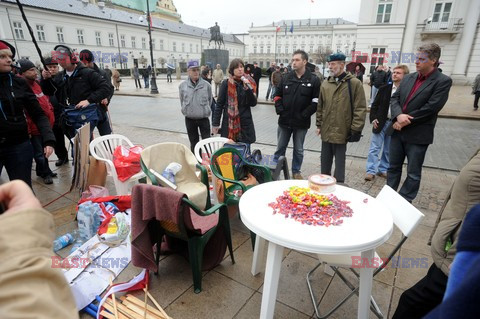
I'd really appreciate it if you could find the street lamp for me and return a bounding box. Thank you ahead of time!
[144,0,158,94]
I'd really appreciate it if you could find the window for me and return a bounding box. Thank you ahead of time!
[260,46,264,54]
[196,44,199,53]
[95,31,102,46]
[285,47,288,55]
[260,61,264,68]
[432,2,452,22]
[141,37,146,49]
[376,1,392,23]
[182,43,185,52]
[253,46,257,54]
[56,27,64,43]
[13,22,24,40]
[36,25,45,42]
[190,43,193,53]
[173,42,176,52]
[109,33,115,47]
[120,35,125,48]
[131,36,136,48]
[77,29,84,44]
[277,46,281,54]
[267,46,270,54]
[370,47,386,73]
[160,39,164,51]
[152,39,156,50]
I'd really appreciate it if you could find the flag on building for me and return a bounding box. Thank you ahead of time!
[290,22,294,33]
[276,25,281,32]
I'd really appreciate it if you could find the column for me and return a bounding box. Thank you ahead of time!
[401,0,422,67]
[451,0,480,82]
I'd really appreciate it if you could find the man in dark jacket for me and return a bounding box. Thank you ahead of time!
[252,62,262,97]
[365,64,409,181]
[369,65,388,106]
[79,49,114,136]
[41,45,111,138]
[43,57,69,166]
[0,40,55,188]
[273,50,320,179]
[265,62,276,101]
[387,43,452,202]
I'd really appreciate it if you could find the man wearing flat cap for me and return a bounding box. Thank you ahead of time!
[179,60,212,152]
[316,52,366,184]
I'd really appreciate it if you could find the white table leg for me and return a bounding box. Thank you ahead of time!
[358,249,375,319]
[260,241,284,319]
[251,236,267,276]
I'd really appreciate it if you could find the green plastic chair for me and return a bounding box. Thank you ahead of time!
[140,142,235,293]
[210,147,273,249]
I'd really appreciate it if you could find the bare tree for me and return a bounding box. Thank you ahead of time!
[311,46,333,72]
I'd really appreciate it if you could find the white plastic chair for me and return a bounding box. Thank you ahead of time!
[306,185,425,318]
[193,136,229,164]
[89,134,146,195]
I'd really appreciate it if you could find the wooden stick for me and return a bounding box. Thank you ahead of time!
[121,300,162,319]
[100,310,116,319]
[103,300,131,319]
[144,283,148,319]
[125,295,164,318]
[110,277,119,319]
[144,289,171,319]
[106,298,138,319]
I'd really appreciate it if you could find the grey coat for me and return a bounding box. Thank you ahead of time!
[179,77,212,119]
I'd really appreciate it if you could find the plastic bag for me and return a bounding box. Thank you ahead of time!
[162,162,182,184]
[113,145,143,182]
[81,185,109,200]
[98,212,130,244]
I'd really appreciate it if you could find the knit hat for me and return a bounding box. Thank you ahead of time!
[328,53,346,62]
[18,59,36,74]
[0,40,16,58]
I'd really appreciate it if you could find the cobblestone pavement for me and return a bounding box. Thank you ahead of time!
[109,95,479,171]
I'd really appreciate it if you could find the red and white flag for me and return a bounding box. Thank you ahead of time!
[97,269,149,319]
[276,25,281,32]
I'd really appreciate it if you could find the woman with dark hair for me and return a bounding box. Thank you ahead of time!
[201,66,212,84]
[212,58,257,145]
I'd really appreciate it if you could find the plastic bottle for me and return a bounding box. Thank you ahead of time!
[69,230,83,254]
[53,232,75,252]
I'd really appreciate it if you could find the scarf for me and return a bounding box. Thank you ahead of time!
[227,74,256,141]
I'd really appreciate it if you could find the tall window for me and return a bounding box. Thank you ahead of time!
[196,44,199,53]
[173,42,177,52]
[36,25,45,42]
[120,35,125,48]
[77,29,84,44]
[13,22,24,40]
[253,46,257,54]
[109,33,114,47]
[190,43,193,53]
[370,47,386,73]
[160,39,164,51]
[260,46,264,54]
[376,1,392,23]
[181,43,185,52]
[432,2,452,22]
[56,27,64,43]
[152,39,156,50]
[141,37,146,49]
[267,46,270,54]
[95,31,102,46]
[131,36,136,48]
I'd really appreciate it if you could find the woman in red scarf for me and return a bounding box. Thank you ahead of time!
[212,59,257,147]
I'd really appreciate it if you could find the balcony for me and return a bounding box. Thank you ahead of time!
[421,18,462,40]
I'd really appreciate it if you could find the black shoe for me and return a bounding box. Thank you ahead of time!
[50,172,58,178]
[55,158,69,166]
[475,107,478,111]
[43,175,53,184]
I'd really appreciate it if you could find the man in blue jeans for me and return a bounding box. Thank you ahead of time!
[365,65,409,181]
[387,43,452,202]
[273,50,320,179]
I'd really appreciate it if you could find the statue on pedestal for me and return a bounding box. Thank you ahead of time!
[209,22,224,49]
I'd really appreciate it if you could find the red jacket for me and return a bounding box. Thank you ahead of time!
[25,80,54,136]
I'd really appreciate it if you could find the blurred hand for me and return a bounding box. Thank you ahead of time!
[396,114,413,126]
[372,119,379,129]
[393,122,403,131]
[212,127,219,135]
[316,128,321,136]
[0,180,42,215]
[42,70,52,79]
[101,98,108,106]
[44,146,54,158]
[75,100,90,109]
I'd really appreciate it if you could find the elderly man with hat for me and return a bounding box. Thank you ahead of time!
[0,40,55,187]
[18,59,56,184]
[179,60,212,152]
[316,52,366,184]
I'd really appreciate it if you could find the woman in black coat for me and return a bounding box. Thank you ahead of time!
[212,58,257,145]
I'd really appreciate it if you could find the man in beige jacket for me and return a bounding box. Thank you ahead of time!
[393,148,480,318]
[212,64,224,98]
[0,181,78,319]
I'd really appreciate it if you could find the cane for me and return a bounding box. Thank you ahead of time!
[15,0,48,70]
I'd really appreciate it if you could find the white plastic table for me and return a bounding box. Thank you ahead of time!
[239,180,393,319]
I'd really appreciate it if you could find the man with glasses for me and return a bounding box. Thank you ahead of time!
[179,60,212,152]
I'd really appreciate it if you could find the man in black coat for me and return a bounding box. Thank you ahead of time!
[252,62,262,97]
[273,50,320,179]
[265,62,276,101]
[365,64,409,181]
[387,43,452,202]
[369,65,388,106]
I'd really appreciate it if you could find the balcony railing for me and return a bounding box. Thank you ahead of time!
[421,18,462,40]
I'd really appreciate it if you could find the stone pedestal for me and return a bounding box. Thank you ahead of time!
[204,49,229,73]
